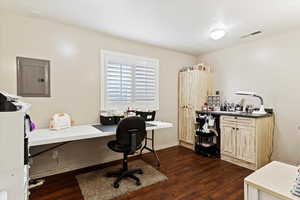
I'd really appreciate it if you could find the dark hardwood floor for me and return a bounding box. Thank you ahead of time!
[30,146,253,200]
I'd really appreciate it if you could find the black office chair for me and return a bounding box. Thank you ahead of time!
[106,116,147,188]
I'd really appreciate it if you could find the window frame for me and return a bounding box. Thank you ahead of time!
[100,50,159,111]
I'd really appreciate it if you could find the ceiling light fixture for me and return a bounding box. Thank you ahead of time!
[210,29,226,40]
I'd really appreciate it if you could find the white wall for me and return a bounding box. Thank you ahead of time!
[199,29,300,165]
[0,12,197,178]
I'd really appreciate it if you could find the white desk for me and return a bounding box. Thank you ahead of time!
[29,121,173,147]
[28,121,173,167]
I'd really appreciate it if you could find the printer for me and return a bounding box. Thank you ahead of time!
[0,91,30,112]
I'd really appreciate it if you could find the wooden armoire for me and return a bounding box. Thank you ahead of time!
[178,68,213,150]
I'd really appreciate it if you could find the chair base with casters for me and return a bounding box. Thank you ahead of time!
[106,153,143,188]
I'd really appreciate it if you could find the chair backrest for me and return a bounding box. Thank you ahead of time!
[116,116,146,151]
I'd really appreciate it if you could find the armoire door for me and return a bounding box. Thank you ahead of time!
[179,107,187,142]
[179,71,191,143]
[179,106,194,144]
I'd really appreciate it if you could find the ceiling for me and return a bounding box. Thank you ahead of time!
[1,0,300,55]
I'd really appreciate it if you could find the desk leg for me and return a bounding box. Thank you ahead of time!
[140,130,160,167]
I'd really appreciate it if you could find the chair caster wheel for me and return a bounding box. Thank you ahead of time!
[113,183,119,188]
[138,170,143,175]
[136,181,141,186]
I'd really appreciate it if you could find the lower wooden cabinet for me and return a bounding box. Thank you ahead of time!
[236,125,256,163]
[221,125,236,158]
[220,115,274,170]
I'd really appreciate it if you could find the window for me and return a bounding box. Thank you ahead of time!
[101,50,159,111]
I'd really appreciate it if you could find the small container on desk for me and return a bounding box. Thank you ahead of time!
[100,111,125,125]
[100,115,115,125]
[135,111,156,121]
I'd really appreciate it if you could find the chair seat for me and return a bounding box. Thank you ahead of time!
[107,140,131,153]
[107,140,142,154]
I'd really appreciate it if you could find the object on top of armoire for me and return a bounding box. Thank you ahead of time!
[178,64,213,150]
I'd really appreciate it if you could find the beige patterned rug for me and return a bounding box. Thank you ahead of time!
[76,160,168,200]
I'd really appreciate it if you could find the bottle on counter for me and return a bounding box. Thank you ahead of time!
[203,103,208,111]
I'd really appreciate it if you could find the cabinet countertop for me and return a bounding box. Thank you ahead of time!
[197,110,272,118]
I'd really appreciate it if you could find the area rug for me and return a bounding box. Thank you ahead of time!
[76,160,168,200]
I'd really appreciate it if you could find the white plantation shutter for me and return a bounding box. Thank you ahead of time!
[135,65,156,102]
[101,50,159,110]
[106,62,133,102]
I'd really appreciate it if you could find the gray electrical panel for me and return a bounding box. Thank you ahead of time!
[17,57,51,97]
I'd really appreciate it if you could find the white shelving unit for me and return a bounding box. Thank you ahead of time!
[245,161,300,200]
[0,191,8,200]
[0,110,29,200]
